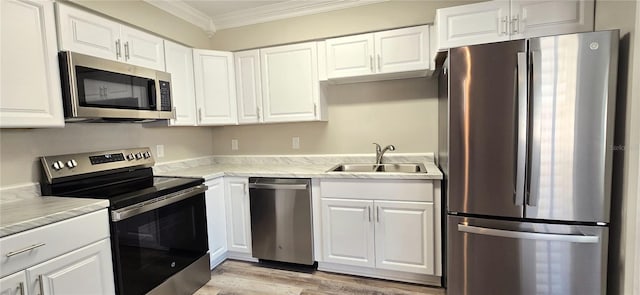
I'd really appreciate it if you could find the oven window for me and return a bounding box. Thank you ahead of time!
[75,66,156,110]
[112,194,208,295]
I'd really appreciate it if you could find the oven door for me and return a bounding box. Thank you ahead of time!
[111,186,208,295]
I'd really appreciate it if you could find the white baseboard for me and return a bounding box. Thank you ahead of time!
[318,262,442,287]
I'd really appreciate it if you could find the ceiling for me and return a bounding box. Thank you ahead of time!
[145,0,388,34]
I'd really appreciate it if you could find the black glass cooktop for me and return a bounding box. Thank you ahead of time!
[41,168,204,210]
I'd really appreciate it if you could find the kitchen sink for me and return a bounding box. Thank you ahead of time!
[328,163,427,173]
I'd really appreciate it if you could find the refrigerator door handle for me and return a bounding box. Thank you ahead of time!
[457,224,599,244]
[514,52,528,206]
[527,50,541,207]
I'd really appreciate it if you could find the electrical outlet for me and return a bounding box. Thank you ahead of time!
[231,139,239,151]
[292,137,300,149]
[156,145,165,158]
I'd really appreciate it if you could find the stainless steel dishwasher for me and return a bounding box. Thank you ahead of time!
[248,177,313,265]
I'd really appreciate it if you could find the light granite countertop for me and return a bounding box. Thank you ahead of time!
[155,153,443,181]
[0,153,441,238]
[0,194,109,238]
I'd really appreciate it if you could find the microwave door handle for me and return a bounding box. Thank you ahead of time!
[147,80,157,110]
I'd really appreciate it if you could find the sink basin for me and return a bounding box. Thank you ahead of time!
[328,163,427,173]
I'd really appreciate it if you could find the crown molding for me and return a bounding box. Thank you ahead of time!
[144,0,216,36]
[146,0,388,35]
[214,0,389,30]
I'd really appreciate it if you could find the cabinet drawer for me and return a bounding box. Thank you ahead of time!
[0,209,109,277]
[320,179,433,202]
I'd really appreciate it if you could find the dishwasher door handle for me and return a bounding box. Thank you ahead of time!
[248,183,308,190]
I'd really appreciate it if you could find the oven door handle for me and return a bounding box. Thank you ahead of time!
[111,184,207,222]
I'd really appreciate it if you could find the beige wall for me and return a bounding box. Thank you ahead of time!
[211,78,438,155]
[594,1,638,294]
[0,125,213,187]
[70,0,211,48]
[209,1,477,51]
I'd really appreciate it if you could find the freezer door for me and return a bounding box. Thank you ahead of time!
[448,40,526,218]
[526,31,618,223]
[447,215,608,295]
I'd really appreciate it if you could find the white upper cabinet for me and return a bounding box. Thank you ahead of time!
[325,34,375,78]
[436,0,594,49]
[436,1,511,49]
[260,42,326,123]
[193,49,238,126]
[164,40,197,126]
[325,25,431,80]
[234,50,263,124]
[510,0,594,40]
[56,3,165,70]
[1,0,64,128]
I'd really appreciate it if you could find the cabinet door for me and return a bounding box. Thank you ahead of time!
[260,42,319,123]
[205,178,227,269]
[120,26,165,71]
[234,50,263,124]
[193,49,238,126]
[374,25,431,74]
[374,201,434,275]
[321,198,375,268]
[511,0,594,40]
[25,239,115,295]
[436,1,510,49]
[224,178,252,254]
[56,3,120,61]
[1,0,64,128]
[325,34,375,79]
[164,40,197,126]
[0,271,27,295]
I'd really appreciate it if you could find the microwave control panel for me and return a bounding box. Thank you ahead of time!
[159,80,171,111]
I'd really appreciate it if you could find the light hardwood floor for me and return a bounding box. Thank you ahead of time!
[194,260,445,295]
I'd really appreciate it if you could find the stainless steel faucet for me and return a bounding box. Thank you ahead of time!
[373,143,396,165]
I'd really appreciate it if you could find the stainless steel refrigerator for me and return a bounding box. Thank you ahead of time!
[438,30,618,295]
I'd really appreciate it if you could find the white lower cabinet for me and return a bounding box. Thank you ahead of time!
[0,271,26,295]
[374,201,434,274]
[205,178,227,269]
[321,199,375,268]
[25,240,114,295]
[321,199,434,275]
[224,177,253,259]
[0,209,114,295]
[318,179,441,285]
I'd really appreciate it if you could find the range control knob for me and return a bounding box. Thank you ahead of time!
[135,152,143,159]
[126,153,135,161]
[66,159,78,168]
[143,151,151,159]
[52,161,64,170]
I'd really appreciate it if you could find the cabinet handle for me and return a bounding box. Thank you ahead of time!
[17,282,25,295]
[512,15,519,34]
[37,275,44,295]
[368,206,372,222]
[256,107,261,121]
[376,206,380,223]
[313,103,317,117]
[115,39,121,59]
[501,16,509,36]
[6,242,45,257]
[377,54,381,71]
[369,55,374,71]
[171,107,177,120]
[124,41,130,60]
[198,108,203,122]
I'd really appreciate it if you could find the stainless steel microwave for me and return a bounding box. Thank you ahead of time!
[59,51,174,122]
